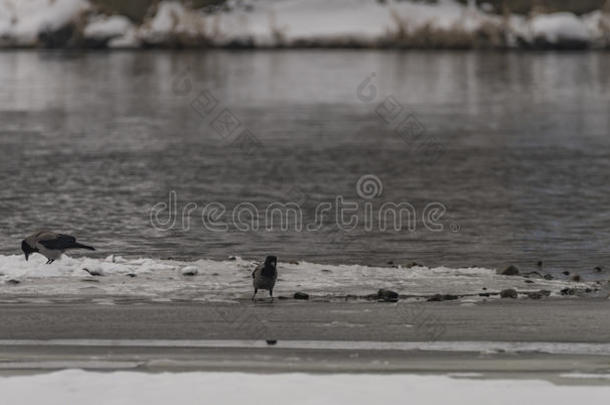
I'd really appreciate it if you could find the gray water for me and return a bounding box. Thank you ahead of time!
[1,50,609,276]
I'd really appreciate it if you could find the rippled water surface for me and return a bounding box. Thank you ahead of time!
[1,50,609,276]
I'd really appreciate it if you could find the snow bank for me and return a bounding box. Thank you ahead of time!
[1,0,610,48]
[0,254,601,301]
[0,370,607,405]
[139,1,206,45]
[531,12,591,45]
[83,14,136,47]
[0,0,90,46]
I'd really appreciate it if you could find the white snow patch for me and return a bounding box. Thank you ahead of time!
[0,370,608,405]
[108,26,140,48]
[581,10,610,44]
[180,265,199,276]
[84,15,133,40]
[139,1,206,44]
[530,12,591,44]
[0,0,90,45]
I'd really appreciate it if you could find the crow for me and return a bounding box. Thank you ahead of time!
[21,230,95,264]
[252,255,277,302]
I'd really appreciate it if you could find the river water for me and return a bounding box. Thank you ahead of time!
[1,50,609,276]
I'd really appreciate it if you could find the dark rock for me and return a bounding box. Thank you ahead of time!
[479,292,491,297]
[365,293,379,301]
[6,279,21,285]
[524,280,534,284]
[500,288,518,299]
[278,296,290,300]
[594,266,603,272]
[571,275,582,282]
[387,261,394,265]
[266,340,277,345]
[377,289,399,302]
[482,287,487,290]
[405,262,423,268]
[562,271,570,276]
[227,256,237,261]
[126,273,137,278]
[321,269,332,273]
[524,271,544,278]
[293,292,309,300]
[80,278,100,283]
[540,290,551,296]
[498,265,520,276]
[543,274,554,280]
[537,261,543,267]
[427,294,459,302]
[527,291,545,300]
[585,288,592,293]
[560,288,576,296]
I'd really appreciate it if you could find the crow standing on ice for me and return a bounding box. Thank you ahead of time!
[21,230,95,264]
[252,255,277,302]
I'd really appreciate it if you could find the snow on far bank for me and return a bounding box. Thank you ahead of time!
[0,370,608,405]
[138,1,206,45]
[0,254,602,302]
[150,0,502,47]
[0,0,90,46]
[1,0,610,48]
[531,12,591,44]
[83,14,139,47]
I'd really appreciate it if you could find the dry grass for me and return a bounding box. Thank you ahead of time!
[385,8,507,49]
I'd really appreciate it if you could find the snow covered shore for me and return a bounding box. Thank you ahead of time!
[0,253,604,302]
[1,0,610,49]
[0,370,608,405]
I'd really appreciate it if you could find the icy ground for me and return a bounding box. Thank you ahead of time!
[0,254,604,302]
[0,370,608,405]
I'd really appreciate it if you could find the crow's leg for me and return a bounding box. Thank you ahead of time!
[252,288,258,302]
[269,289,274,302]
[46,259,54,264]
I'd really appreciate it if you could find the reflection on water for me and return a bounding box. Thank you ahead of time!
[0,50,609,276]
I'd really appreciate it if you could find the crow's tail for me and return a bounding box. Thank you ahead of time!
[71,242,95,251]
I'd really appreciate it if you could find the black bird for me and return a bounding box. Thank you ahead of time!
[252,255,277,302]
[21,230,95,264]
